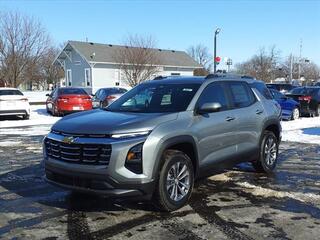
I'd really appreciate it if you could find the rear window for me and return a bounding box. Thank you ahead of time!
[251,82,273,100]
[0,89,23,96]
[58,88,87,95]
[228,82,256,108]
[290,88,319,95]
[103,88,127,95]
[267,84,294,92]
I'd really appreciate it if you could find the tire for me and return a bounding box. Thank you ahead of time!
[52,105,60,117]
[252,130,279,173]
[315,104,320,117]
[23,114,30,120]
[291,107,300,120]
[152,150,194,212]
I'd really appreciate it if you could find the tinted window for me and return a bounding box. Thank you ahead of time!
[107,83,200,113]
[251,82,273,100]
[197,83,229,111]
[0,89,23,96]
[58,88,87,95]
[228,82,256,108]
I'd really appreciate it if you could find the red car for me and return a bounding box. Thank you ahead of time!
[46,88,92,116]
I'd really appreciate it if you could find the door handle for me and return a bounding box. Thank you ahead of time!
[225,116,235,121]
[256,109,264,115]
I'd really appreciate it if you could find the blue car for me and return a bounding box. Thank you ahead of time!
[270,89,300,120]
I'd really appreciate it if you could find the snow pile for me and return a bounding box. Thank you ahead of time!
[0,105,60,128]
[281,117,320,144]
[22,91,50,103]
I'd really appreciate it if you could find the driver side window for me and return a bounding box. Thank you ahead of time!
[197,83,229,111]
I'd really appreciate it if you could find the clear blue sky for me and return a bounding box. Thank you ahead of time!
[1,0,319,67]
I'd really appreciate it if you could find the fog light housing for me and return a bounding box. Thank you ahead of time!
[125,143,143,174]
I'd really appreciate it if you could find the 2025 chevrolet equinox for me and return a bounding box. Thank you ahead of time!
[43,74,281,211]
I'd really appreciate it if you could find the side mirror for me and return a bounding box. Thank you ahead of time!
[197,102,222,114]
[91,94,95,97]
[46,94,50,97]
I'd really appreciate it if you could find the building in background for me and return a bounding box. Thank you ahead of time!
[53,41,202,93]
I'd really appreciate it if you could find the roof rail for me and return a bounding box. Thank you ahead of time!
[153,76,167,80]
[241,75,255,79]
[204,73,221,79]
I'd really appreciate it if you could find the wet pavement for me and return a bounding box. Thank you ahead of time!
[1,126,320,239]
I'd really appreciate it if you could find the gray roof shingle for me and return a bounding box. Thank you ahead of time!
[67,40,202,68]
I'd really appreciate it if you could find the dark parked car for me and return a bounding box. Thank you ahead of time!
[286,87,320,117]
[266,83,297,94]
[270,89,300,120]
[46,88,92,116]
[92,87,127,108]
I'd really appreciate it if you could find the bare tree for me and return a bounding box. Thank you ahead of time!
[0,11,51,87]
[38,47,64,89]
[112,34,161,87]
[187,44,212,71]
[236,45,280,82]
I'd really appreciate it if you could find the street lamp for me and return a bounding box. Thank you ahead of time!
[214,28,221,73]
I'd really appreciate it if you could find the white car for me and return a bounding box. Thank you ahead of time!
[0,88,30,119]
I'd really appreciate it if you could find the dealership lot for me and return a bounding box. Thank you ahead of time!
[1,109,320,239]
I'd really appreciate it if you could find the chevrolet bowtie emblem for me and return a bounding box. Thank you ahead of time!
[62,136,77,144]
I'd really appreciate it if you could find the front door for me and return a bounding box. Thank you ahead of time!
[191,82,239,169]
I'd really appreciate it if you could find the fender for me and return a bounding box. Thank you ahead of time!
[151,135,200,180]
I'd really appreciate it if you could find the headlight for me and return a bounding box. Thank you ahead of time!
[111,131,150,139]
[125,142,144,174]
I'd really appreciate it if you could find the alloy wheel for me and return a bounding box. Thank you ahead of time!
[166,162,191,202]
[264,136,277,166]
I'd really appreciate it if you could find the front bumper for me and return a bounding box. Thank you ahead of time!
[43,132,156,198]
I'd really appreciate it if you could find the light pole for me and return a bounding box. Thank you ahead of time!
[214,28,221,73]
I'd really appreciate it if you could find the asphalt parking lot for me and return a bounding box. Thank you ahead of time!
[1,125,320,240]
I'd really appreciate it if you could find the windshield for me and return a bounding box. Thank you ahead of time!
[107,83,200,113]
[0,89,23,96]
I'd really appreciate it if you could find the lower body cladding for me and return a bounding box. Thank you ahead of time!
[43,132,156,199]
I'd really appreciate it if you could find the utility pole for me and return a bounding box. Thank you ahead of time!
[289,54,293,82]
[213,28,221,73]
[298,39,302,79]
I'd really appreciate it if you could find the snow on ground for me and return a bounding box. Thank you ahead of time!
[281,117,320,144]
[0,105,60,128]
[22,91,50,103]
[0,104,320,144]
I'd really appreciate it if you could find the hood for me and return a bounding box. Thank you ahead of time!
[52,109,178,134]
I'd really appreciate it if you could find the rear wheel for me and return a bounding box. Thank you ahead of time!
[153,150,194,212]
[252,130,279,173]
[23,113,30,120]
[291,107,300,120]
[315,104,320,117]
[52,105,60,117]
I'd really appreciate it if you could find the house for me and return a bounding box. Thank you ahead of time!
[53,41,202,93]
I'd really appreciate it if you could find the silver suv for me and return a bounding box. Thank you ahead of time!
[43,74,281,211]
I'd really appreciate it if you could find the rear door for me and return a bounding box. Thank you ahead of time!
[192,82,239,169]
[225,81,264,159]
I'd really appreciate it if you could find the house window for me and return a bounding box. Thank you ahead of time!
[85,68,91,86]
[171,73,181,76]
[66,69,72,86]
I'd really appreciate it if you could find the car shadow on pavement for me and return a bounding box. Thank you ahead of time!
[0,163,157,213]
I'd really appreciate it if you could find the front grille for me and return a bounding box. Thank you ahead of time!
[45,138,111,165]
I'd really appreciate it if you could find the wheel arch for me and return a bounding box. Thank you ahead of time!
[152,135,199,180]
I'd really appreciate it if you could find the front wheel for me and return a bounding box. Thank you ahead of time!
[291,107,300,120]
[153,150,194,212]
[252,131,279,173]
